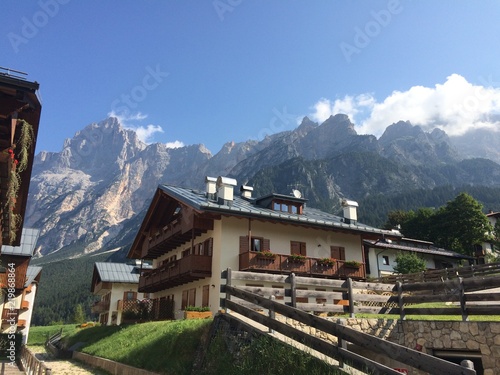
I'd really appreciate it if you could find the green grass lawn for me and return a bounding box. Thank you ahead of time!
[61,320,212,375]
[28,323,81,346]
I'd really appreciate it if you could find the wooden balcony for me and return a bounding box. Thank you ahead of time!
[239,251,366,280]
[17,319,26,329]
[139,254,212,293]
[91,299,110,314]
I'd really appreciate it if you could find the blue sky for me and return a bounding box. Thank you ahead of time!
[2,1,500,155]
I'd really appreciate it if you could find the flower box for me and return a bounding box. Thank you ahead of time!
[184,311,213,319]
[257,250,276,260]
[344,261,361,268]
[288,254,306,263]
[317,258,336,267]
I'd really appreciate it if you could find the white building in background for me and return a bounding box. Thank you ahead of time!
[364,237,473,278]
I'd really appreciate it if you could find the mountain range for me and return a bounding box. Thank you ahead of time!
[26,115,500,261]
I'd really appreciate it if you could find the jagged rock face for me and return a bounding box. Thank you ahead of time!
[26,118,211,256]
[25,115,500,259]
[450,128,500,165]
[379,121,460,165]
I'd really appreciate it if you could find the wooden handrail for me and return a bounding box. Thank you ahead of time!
[221,283,476,375]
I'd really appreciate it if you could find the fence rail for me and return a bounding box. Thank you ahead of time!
[375,262,500,284]
[220,268,477,375]
[20,346,52,375]
[222,268,500,321]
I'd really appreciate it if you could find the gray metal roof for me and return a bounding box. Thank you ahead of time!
[159,185,401,237]
[364,239,473,260]
[94,262,151,284]
[1,228,40,257]
[25,266,42,287]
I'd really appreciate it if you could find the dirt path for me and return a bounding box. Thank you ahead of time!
[28,346,109,375]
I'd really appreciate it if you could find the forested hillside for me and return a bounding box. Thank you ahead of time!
[358,185,500,228]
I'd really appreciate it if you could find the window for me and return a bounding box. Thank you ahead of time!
[331,246,345,260]
[291,241,307,256]
[382,255,389,265]
[239,236,270,253]
[182,288,196,309]
[182,248,191,258]
[272,200,302,214]
[124,291,136,301]
[202,285,210,307]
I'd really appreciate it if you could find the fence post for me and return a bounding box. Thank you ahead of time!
[226,268,232,314]
[460,359,474,370]
[268,295,275,333]
[458,277,468,322]
[290,273,297,308]
[397,281,405,321]
[347,278,355,318]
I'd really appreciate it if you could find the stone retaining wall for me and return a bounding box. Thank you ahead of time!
[277,316,498,374]
[72,351,160,375]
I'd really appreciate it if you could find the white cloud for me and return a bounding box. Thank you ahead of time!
[165,140,184,149]
[309,74,500,137]
[134,124,164,144]
[107,111,184,145]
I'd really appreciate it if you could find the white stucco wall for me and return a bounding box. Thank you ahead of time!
[153,216,366,318]
[100,282,147,325]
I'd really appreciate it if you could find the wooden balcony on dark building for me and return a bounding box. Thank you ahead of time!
[139,254,212,293]
[143,215,214,259]
[239,251,366,280]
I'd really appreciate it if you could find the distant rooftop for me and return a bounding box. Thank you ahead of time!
[25,265,42,288]
[1,228,40,257]
[94,262,152,284]
[364,239,473,260]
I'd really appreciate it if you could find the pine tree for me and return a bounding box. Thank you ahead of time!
[72,303,86,324]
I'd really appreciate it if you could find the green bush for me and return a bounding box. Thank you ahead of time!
[393,252,426,274]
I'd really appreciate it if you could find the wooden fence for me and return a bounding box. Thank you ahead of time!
[374,262,500,284]
[20,346,52,375]
[220,269,477,375]
[221,268,500,321]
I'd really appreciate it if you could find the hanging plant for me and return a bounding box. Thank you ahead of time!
[16,119,35,172]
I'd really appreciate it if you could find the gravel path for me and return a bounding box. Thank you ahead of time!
[28,346,109,375]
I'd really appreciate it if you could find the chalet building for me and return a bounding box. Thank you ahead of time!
[0,228,42,344]
[90,261,152,325]
[363,238,473,278]
[0,68,41,247]
[482,211,500,259]
[127,176,401,319]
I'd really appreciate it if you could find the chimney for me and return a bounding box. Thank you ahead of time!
[342,199,358,225]
[240,185,253,199]
[216,176,237,206]
[205,176,217,201]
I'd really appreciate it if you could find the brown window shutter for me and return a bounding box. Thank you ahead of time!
[202,285,210,307]
[300,242,307,256]
[291,241,300,255]
[263,238,270,251]
[240,236,249,253]
[331,246,346,260]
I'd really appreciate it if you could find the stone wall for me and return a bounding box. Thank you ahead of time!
[276,316,497,374]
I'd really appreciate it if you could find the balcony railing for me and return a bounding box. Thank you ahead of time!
[91,299,110,314]
[239,251,366,279]
[139,254,212,293]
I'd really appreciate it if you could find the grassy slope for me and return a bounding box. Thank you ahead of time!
[29,320,344,375]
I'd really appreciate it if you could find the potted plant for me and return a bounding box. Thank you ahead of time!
[257,250,276,259]
[184,306,212,319]
[317,258,336,267]
[344,260,361,268]
[288,254,306,263]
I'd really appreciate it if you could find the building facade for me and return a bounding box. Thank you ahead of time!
[127,176,401,319]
